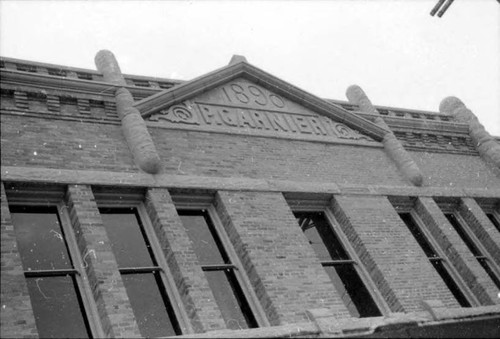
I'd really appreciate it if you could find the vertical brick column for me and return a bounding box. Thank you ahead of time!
[332,195,460,312]
[0,183,38,338]
[65,184,141,337]
[458,198,500,267]
[415,197,497,305]
[144,188,226,332]
[215,191,350,325]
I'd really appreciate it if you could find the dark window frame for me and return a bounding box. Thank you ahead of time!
[397,210,478,307]
[441,211,500,290]
[96,200,193,335]
[476,199,500,233]
[8,200,105,338]
[172,197,270,329]
[290,204,389,318]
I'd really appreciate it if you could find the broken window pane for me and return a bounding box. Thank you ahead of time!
[295,211,382,318]
[297,212,349,261]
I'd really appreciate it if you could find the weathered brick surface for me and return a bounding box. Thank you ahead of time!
[415,197,497,305]
[2,113,499,189]
[410,151,500,188]
[331,195,460,312]
[1,115,135,172]
[66,184,142,337]
[458,198,500,267]
[214,190,351,325]
[144,188,226,332]
[0,182,38,338]
[152,128,408,185]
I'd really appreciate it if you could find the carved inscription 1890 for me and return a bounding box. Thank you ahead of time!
[149,79,374,142]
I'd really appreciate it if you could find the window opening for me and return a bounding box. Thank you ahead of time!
[398,213,471,307]
[486,214,500,233]
[177,209,258,330]
[99,207,181,337]
[295,211,382,318]
[10,205,92,338]
[444,213,500,289]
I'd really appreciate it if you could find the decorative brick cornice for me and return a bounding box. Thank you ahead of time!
[13,91,28,109]
[440,97,500,169]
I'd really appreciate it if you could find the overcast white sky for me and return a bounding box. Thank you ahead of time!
[1,0,499,135]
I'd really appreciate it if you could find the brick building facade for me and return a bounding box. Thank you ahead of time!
[1,50,499,338]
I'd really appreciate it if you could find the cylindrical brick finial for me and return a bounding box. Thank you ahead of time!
[95,49,127,86]
[346,84,424,186]
[94,50,162,174]
[346,85,379,116]
[440,96,500,168]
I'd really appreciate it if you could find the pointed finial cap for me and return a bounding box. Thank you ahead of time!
[229,55,248,65]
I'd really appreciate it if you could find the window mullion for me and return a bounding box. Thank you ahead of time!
[135,204,194,334]
[25,269,79,277]
[57,201,106,339]
[206,205,270,327]
[321,260,356,266]
[201,264,237,271]
[119,266,162,274]
[409,211,480,307]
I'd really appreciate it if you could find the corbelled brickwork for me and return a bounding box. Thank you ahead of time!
[0,183,38,339]
[440,97,500,169]
[415,197,498,305]
[66,184,142,337]
[215,191,351,324]
[331,195,460,312]
[144,188,227,332]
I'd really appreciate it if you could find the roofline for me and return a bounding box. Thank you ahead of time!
[1,55,449,116]
[0,56,184,85]
[133,60,390,140]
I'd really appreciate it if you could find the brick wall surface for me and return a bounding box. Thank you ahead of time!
[410,151,500,188]
[415,197,498,305]
[0,182,38,338]
[2,112,499,190]
[66,184,142,337]
[1,115,136,172]
[331,195,460,312]
[152,128,409,185]
[458,198,500,267]
[214,190,351,325]
[144,188,227,332]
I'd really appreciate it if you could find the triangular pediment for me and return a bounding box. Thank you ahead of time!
[135,59,388,143]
